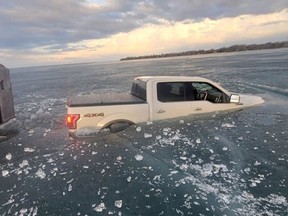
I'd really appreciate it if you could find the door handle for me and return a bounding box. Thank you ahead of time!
[157,109,166,113]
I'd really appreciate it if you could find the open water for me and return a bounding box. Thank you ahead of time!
[0,48,288,215]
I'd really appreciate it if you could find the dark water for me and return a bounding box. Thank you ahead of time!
[0,48,287,215]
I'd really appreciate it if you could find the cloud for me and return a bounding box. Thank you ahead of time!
[0,0,287,67]
[1,0,287,50]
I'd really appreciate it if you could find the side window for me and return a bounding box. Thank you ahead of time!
[157,82,185,102]
[191,82,227,103]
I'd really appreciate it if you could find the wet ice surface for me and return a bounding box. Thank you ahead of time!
[1,49,288,215]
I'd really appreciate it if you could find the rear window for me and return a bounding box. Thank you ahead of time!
[131,79,147,101]
[157,82,185,102]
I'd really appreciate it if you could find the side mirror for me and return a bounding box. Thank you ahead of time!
[230,94,240,103]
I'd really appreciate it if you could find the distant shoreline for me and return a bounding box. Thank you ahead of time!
[120,41,288,61]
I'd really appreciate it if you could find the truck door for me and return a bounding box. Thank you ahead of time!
[152,82,192,121]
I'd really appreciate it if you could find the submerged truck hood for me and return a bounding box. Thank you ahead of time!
[238,94,264,108]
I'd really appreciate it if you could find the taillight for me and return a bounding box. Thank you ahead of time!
[66,114,80,129]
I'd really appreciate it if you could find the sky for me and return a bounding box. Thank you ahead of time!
[0,0,288,68]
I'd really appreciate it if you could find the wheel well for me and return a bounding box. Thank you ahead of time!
[104,120,135,133]
[103,119,135,129]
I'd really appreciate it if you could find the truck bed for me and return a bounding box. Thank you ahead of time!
[67,93,146,107]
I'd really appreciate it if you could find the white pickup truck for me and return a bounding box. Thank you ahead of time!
[66,76,264,136]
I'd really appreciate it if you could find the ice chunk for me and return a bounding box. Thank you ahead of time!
[5,153,12,160]
[222,147,228,151]
[94,203,106,212]
[196,138,201,144]
[238,136,244,141]
[127,176,132,183]
[115,200,123,208]
[19,160,29,168]
[136,127,141,132]
[2,170,9,177]
[68,184,72,192]
[24,148,35,152]
[36,169,46,179]
[221,123,235,128]
[67,178,74,184]
[1,198,14,206]
[28,129,35,134]
[20,208,28,214]
[135,154,143,161]
[144,133,152,138]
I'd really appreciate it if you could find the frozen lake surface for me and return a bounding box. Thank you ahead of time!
[1,48,288,215]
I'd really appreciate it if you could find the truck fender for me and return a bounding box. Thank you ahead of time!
[97,113,136,130]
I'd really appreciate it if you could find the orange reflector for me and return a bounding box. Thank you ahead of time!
[66,114,80,129]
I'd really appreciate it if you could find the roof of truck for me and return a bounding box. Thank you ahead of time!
[134,76,211,83]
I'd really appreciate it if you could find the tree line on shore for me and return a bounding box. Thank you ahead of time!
[120,41,288,61]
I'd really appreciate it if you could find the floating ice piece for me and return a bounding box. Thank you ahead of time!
[1,198,14,206]
[135,154,143,161]
[221,123,235,128]
[116,156,122,161]
[28,129,34,134]
[222,147,228,151]
[196,138,201,144]
[2,170,9,177]
[144,133,152,138]
[20,208,28,214]
[67,178,74,184]
[170,170,178,175]
[146,121,153,125]
[136,127,141,132]
[24,148,35,153]
[153,175,161,181]
[5,153,12,160]
[127,176,132,182]
[115,200,123,208]
[180,164,189,171]
[68,184,72,192]
[19,160,29,168]
[94,203,106,212]
[36,169,46,179]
